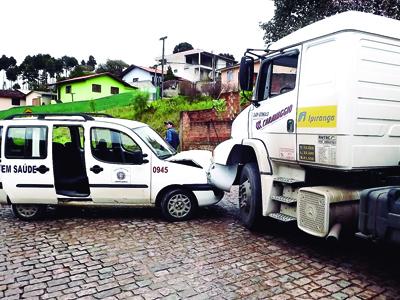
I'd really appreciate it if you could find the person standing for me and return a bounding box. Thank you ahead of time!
[164,121,180,150]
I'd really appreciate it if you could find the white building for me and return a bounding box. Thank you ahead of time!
[122,65,163,100]
[25,91,57,106]
[0,90,26,110]
[157,49,236,83]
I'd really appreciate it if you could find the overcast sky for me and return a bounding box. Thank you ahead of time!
[1,0,275,67]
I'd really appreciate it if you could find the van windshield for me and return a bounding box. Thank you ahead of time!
[133,126,176,159]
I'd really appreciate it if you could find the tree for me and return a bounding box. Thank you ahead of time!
[6,66,19,82]
[87,55,97,70]
[164,66,175,81]
[219,53,236,61]
[12,83,21,90]
[81,59,86,66]
[61,55,79,76]
[96,59,129,77]
[260,0,400,43]
[173,42,194,54]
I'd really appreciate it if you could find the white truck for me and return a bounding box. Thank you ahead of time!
[209,11,400,241]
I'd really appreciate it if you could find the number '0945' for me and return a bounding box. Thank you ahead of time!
[153,166,169,173]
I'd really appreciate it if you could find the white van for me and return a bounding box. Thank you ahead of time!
[0,113,223,221]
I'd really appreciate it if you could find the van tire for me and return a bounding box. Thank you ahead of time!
[12,204,46,221]
[239,162,262,230]
[161,188,196,221]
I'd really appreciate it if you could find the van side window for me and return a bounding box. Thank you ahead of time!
[91,128,142,164]
[5,126,47,159]
[258,52,299,100]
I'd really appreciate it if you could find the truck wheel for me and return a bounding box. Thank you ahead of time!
[239,163,262,230]
[12,204,45,221]
[161,189,196,221]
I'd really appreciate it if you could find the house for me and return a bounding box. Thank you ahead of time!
[219,59,261,94]
[0,90,26,110]
[157,49,236,83]
[121,65,163,100]
[51,73,136,103]
[24,91,57,106]
[218,60,261,116]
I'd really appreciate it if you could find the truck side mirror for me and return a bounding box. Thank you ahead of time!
[239,56,254,91]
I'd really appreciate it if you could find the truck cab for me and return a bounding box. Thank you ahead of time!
[210,11,400,239]
[0,113,223,221]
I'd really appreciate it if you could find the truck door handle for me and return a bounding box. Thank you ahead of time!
[287,119,294,133]
[36,165,50,174]
[90,165,104,174]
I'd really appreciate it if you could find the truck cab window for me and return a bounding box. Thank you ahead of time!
[258,53,299,100]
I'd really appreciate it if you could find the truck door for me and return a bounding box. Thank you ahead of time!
[1,124,57,204]
[250,48,301,161]
[85,124,151,204]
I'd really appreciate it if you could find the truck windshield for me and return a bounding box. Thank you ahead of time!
[133,126,176,159]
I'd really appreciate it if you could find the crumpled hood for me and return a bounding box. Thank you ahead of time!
[166,150,212,169]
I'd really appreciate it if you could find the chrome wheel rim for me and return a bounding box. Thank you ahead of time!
[15,205,39,218]
[167,194,191,218]
[239,179,251,214]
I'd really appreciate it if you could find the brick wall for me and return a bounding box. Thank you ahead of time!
[180,91,241,151]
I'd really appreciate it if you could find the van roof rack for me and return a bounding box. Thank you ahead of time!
[85,113,114,118]
[4,113,95,121]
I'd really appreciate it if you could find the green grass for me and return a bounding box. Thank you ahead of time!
[0,92,217,137]
[0,91,148,120]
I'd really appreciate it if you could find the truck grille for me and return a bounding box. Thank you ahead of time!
[298,191,328,236]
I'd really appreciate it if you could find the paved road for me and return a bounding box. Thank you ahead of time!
[1,190,400,300]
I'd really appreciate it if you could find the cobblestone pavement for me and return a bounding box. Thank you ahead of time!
[1,189,400,300]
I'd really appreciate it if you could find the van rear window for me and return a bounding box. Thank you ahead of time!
[5,126,48,159]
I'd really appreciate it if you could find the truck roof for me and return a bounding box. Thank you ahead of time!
[271,11,400,51]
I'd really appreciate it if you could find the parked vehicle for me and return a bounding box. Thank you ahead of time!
[209,11,400,242]
[0,113,223,221]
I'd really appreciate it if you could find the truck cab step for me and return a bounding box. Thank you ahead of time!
[271,195,297,204]
[268,212,297,222]
[274,177,304,185]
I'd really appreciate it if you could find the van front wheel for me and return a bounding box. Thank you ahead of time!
[12,204,45,221]
[161,189,196,221]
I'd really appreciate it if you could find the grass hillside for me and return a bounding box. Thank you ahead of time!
[0,91,147,120]
[0,92,219,136]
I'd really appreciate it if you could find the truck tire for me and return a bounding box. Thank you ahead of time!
[239,162,263,230]
[12,204,46,221]
[161,188,197,222]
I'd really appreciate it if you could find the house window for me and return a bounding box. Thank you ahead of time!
[66,85,71,93]
[132,78,139,82]
[227,70,233,82]
[92,84,101,93]
[111,87,119,94]
[11,98,20,106]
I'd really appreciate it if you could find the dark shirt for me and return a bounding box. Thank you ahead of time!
[166,128,180,150]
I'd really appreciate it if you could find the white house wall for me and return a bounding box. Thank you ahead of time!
[0,97,26,110]
[123,68,153,84]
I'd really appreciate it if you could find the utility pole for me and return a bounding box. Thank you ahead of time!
[159,36,167,99]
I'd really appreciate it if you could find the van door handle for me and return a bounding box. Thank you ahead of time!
[90,165,104,174]
[287,119,294,133]
[36,165,50,174]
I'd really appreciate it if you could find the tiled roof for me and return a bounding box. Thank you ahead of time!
[122,65,165,77]
[50,72,135,88]
[0,90,26,99]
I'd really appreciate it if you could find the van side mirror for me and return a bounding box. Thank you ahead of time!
[239,56,254,91]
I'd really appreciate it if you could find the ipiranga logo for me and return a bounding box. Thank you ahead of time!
[297,106,337,128]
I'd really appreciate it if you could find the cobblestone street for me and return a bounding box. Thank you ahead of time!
[1,189,400,300]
